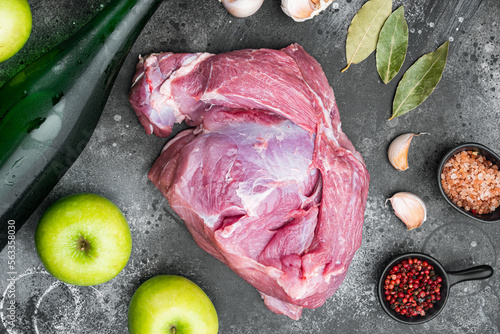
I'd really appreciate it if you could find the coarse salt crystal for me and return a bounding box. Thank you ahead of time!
[441,150,500,214]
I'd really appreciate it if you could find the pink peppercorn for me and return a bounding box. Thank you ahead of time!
[384,258,443,318]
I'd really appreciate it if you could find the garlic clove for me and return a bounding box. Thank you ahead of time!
[387,132,428,171]
[220,0,264,18]
[281,0,334,22]
[387,192,427,230]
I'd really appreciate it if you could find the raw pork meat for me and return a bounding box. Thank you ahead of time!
[129,44,370,320]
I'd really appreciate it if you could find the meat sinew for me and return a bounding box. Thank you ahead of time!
[129,44,370,320]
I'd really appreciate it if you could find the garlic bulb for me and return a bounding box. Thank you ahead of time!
[387,192,427,230]
[387,133,428,171]
[281,0,335,22]
[220,0,264,18]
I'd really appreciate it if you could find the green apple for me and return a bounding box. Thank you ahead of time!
[35,193,132,286]
[128,275,219,334]
[0,0,32,63]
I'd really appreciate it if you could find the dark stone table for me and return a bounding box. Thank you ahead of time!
[1,0,499,333]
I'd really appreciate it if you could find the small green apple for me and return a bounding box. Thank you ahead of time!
[35,193,132,286]
[0,0,32,63]
[128,275,219,334]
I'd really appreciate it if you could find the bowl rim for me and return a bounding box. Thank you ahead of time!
[377,252,449,325]
[437,142,500,223]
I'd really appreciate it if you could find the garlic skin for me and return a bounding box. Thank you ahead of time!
[387,133,428,171]
[387,192,427,230]
[220,0,264,18]
[281,0,335,22]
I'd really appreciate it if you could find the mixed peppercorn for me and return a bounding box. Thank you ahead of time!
[383,257,443,317]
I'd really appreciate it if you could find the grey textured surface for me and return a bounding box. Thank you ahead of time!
[1,0,500,333]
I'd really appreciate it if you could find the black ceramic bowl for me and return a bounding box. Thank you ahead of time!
[377,252,493,325]
[437,143,500,223]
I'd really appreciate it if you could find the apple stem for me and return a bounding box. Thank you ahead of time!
[170,326,176,333]
[76,235,91,254]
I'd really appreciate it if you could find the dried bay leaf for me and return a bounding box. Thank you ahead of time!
[341,0,393,73]
[390,41,449,120]
[376,6,408,84]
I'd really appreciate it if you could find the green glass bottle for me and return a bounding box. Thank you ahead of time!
[0,0,162,250]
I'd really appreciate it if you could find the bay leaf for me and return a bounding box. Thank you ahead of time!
[390,41,449,120]
[341,0,393,73]
[376,6,408,84]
